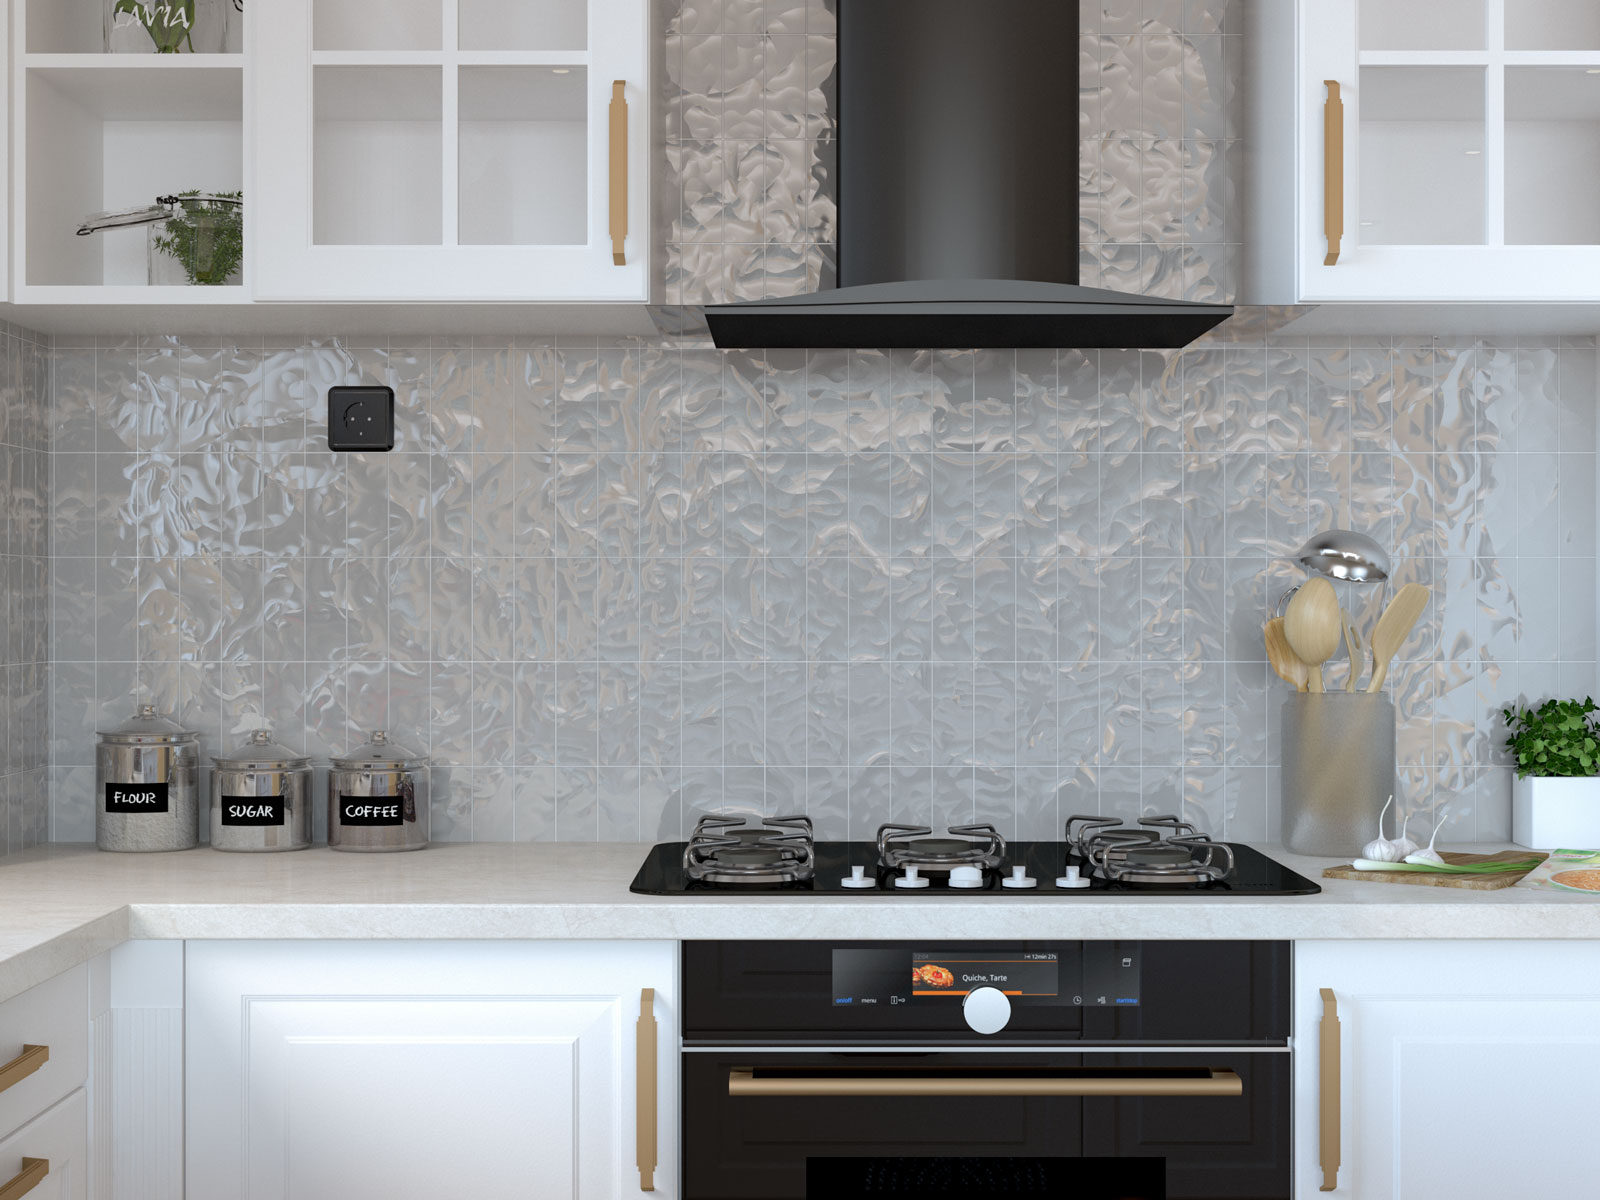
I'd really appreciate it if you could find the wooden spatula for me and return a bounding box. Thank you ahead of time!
[1283,577,1342,693]
[1264,618,1309,692]
[1366,583,1429,694]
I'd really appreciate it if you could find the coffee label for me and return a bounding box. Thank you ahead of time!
[339,795,405,827]
[222,796,285,826]
[105,783,169,814]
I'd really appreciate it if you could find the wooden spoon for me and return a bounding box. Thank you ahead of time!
[1366,582,1429,694]
[1264,618,1309,692]
[1283,577,1342,693]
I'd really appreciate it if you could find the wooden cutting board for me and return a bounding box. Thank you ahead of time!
[1322,849,1548,890]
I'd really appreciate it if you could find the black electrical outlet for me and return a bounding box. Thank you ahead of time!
[328,385,396,451]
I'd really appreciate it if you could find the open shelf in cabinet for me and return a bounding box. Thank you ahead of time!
[17,62,246,301]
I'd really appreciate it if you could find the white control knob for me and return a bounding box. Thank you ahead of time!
[962,986,1012,1035]
[1056,864,1091,889]
[1002,865,1037,889]
[841,864,875,889]
[894,865,930,889]
[948,865,984,889]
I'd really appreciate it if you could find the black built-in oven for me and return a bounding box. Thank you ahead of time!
[682,941,1291,1199]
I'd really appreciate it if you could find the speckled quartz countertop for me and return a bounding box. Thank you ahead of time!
[0,842,1596,1002]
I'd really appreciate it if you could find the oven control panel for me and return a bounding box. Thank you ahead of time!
[831,945,1140,1009]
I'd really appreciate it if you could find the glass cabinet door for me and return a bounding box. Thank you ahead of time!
[255,0,645,301]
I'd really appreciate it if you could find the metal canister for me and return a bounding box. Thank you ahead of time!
[327,731,429,852]
[209,729,313,852]
[95,705,199,852]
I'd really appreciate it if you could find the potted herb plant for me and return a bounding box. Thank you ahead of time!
[1504,697,1600,848]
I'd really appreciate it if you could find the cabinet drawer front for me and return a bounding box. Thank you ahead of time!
[0,970,87,1141]
[0,1090,88,1200]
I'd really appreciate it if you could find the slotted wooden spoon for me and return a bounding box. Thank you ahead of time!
[1366,583,1429,694]
[1283,577,1342,693]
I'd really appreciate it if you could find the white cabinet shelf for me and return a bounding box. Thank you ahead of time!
[1250,0,1600,307]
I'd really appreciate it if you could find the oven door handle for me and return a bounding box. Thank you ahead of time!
[727,1067,1242,1098]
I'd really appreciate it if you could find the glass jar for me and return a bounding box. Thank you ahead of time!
[105,0,228,54]
[78,194,244,286]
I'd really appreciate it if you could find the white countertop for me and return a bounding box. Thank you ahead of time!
[0,841,1595,1003]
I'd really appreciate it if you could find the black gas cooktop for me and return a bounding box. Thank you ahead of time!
[628,838,1321,897]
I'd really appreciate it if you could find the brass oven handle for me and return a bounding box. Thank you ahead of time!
[727,1068,1242,1098]
[1319,988,1341,1191]
[609,80,629,266]
[636,989,657,1191]
[1323,80,1345,265]
[0,1159,48,1200]
[0,1046,48,1095]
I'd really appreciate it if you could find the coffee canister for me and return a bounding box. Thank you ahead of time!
[209,729,313,852]
[327,731,429,852]
[95,705,200,852]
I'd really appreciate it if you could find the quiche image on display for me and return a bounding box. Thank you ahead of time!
[913,964,956,988]
[1549,869,1600,893]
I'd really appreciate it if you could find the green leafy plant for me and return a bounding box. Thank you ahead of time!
[151,192,243,285]
[1502,697,1600,778]
[112,1,198,54]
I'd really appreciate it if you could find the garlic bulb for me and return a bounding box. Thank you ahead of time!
[1404,813,1447,866]
[1391,807,1420,858]
[1362,795,1407,862]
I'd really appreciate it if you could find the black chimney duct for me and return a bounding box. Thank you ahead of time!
[703,0,1234,350]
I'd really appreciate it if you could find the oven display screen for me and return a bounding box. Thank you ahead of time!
[910,952,1058,997]
[830,947,1140,1008]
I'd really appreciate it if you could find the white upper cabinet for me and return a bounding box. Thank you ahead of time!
[1251,0,1600,304]
[252,0,650,302]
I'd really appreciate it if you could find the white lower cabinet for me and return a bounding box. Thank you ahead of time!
[1296,940,1600,1199]
[185,940,678,1200]
[0,1089,88,1200]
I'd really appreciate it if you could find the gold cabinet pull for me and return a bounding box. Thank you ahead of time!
[0,1046,48,1096]
[1319,988,1341,1191]
[1323,81,1345,265]
[636,989,657,1191]
[0,1159,48,1200]
[609,80,629,266]
[727,1067,1242,1098]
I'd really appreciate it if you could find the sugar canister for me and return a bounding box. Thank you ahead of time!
[209,729,314,852]
[96,705,200,852]
[327,731,429,852]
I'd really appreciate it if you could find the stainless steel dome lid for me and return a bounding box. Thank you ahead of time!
[211,728,311,771]
[97,704,198,745]
[330,730,426,771]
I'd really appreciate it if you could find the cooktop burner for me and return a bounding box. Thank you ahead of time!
[632,814,1320,896]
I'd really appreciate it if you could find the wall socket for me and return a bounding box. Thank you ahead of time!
[327,385,395,451]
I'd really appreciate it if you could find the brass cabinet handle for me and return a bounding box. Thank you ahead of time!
[0,1046,48,1096]
[1320,988,1342,1191]
[727,1067,1243,1098]
[609,80,629,266]
[1323,81,1345,265]
[0,1159,48,1200]
[636,989,657,1192]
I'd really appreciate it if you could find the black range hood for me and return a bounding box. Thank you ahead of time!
[704,0,1233,350]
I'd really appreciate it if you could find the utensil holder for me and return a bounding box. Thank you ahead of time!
[1281,692,1395,856]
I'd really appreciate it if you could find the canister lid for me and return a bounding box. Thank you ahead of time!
[330,730,426,771]
[212,728,310,771]
[97,704,198,745]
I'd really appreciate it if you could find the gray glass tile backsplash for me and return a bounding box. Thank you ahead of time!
[34,1,1600,843]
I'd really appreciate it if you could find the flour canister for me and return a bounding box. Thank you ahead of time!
[95,705,199,852]
[209,729,313,852]
[327,731,429,852]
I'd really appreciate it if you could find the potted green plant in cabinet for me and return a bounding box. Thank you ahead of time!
[1505,698,1600,849]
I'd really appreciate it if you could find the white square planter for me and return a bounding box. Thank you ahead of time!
[1512,775,1600,849]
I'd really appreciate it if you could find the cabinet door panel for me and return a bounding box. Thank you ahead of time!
[0,1090,88,1200]
[1296,941,1600,1200]
[187,940,678,1200]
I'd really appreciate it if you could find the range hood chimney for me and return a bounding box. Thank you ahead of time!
[704,0,1234,350]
